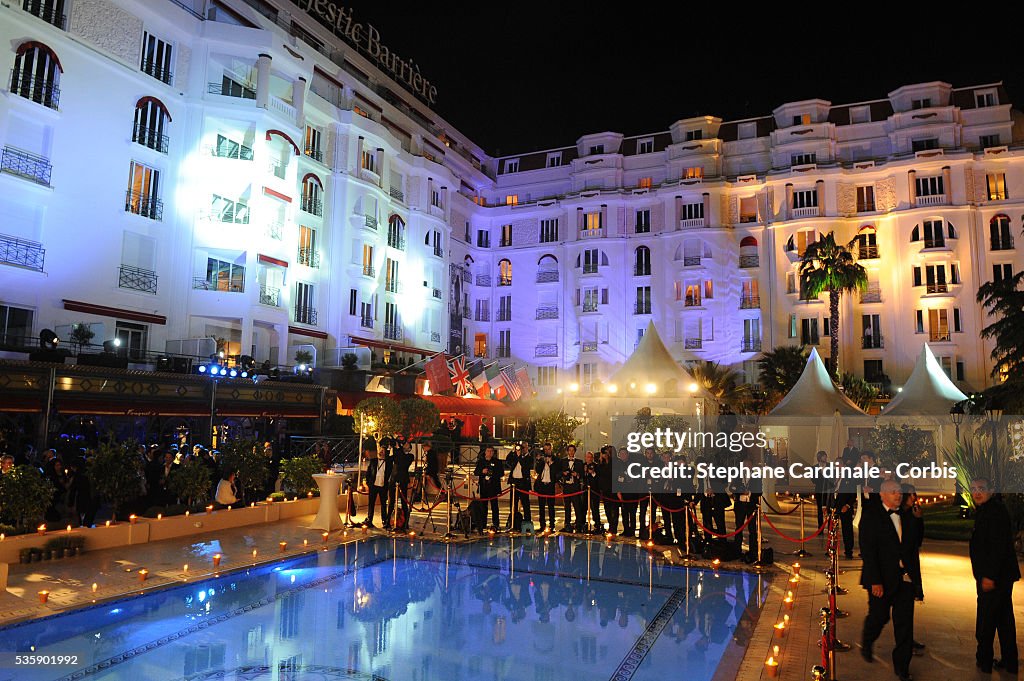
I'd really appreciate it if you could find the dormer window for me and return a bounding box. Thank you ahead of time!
[849,106,871,124]
[738,122,757,139]
[912,138,939,152]
[792,114,811,126]
[975,89,998,108]
[546,152,562,167]
[589,144,604,155]
[911,98,932,110]
[685,129,703,141]
[637,138,654,154]
[791,153,816,166]
[504,158,520,173]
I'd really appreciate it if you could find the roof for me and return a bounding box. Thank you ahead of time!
[336,391,528,417]
[607,322,713,400]
[768,348,867,417]
[880,344,968,416]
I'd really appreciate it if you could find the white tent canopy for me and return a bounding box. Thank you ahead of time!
[881,344,968,416]
[606,321,714,400]
[768,348,867,417]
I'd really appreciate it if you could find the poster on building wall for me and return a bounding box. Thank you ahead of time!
[448,263,464,355]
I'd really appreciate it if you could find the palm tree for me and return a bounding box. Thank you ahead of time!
[689,362,750,414]
[758,345,807,409]
[977,269,1024,381]
[799,232,868,378]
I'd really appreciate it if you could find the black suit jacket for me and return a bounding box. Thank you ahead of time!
[859,503,922,593]
[475,457,503,495]
[389,448,414,485]
[970,497,1022,586]
[504,451,533,490]
[365,457,392,489]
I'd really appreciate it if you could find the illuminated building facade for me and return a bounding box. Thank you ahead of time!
[0,0,1021,399]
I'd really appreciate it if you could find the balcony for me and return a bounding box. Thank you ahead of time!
[497,276,512,287]
[858,244,879,259]
[300,195,323,217]
[362,264,375,278]
[304,146,323,163]
[860,284,882,303]
[741,338,763,353]
[433,245,444,258]
[1,146,51,186]
[431,331,442,343]
[922,238,945,249]
[496,345,510,358]
[193,276,243,293]
[582,300,598,313]
[536,270,559,283]
[582,341,598,352]
[268,159,287,180]
[265,221,283,240]
[634,302,652,315]
[535,343,558,357]
[535,305,559,320]
[294,306,318,325]
[141,59,173,85]
[385,279,402,294]
[384,323,403,341]
[916,194,946,207]
[683,296,701,308]
[684,338,703,350]
[132,124,169,154]
[118,265,157,294]
[991,236,1014,251]
[793,206,819,219]
[582,264,599,275]
[259,285,280,307]
[926,283,949,294]
[634,265,652,276]
[857,200,876,213]
[800,335,820,346]
[475,310,490,322]
[0,233,45,272]
[579,229,604,240]
[432,287,442,299]
[929,332,951,343]
[359,315,373,329]
[125,191,163,220]
[682,256,702,267]
[268,95,296,121]
[862,335,884,349]
[363,214,378,230]
[297,247,320,268]
[739,255,759,268]
[497,310,511,322]
[739,295,760,309]
[679,218,705,230]
[389,186,405,202]
[387,234,406,250]
[476,274,491,287]
[24,0,66,29]
[10,71,59,109]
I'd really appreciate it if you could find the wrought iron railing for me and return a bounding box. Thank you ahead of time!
[684,338,703,349]
[535,305,559,320]
[10,71,59,109]
[363,214,377,229]
[385,279,402,294]
[294,306,318,325]
[740,295,760,309]
[858,244,879,259]
[433,245,444,257]
[193,276,243,293]
[582,301,598,312]
[1,146,51,185]
[301,195,323,216]
[304,146,323,163]
[384,323,403,341]
[857,201,875,213]
[929,332,951,342]
[582,341,598,352]
[141,59,173,85]
[207,81,256,99]
[389,186,404,202]
[923,238,945,249]
[634,302,652,314]
[535,343,558,357]
[862,335,884,349]
[259,285,280,307]
[739,254,759,268]
[860,284,882,303]
[497,310,511,321]
[118,264,158,294]
[476,274,491,287]
[991,235,1014,251]
[682,256,701,267]
[387,234,405,250]
[496,345,510,358]
[23,0,66,29]
[297,247,320,268]
[475,310,490,322]
[634,265,652,276]
[360,315,373,329]
[431,332,441,343]
[926,283,949,294]
[741,338,762,352]
[536,270,559,283]
[582,264,598,274]
[265,221,283,240]
[0,233,45,272]
[684,296,701,308]
[132,123,169,153]
[125,191,163,220]
[432,287,442,299]
[497,276,512,287]
[462,305,472,318]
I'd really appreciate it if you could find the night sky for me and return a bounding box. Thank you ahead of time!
[339,4,1023,157]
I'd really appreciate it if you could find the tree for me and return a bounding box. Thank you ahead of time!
[353,396,404,445]
[294,349,314,365]
[280,455,321,495]
[799,232,868,377]
[866,424,933,470]
[70,323,95,352]
[977,269,1024,381]
[89,438,144,520]
[689,362,750,414]
[0,465,55,531]
[167,458,212,507]
[533,410,584,454]
[399,397,441,440]
[219,438,272,503]
[759,345,807,407]
[839,372,879,411]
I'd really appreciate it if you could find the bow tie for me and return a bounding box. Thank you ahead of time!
[886,508,899,515]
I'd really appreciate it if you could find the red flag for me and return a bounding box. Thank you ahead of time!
[448,356,471,395]
[425,353,452,394]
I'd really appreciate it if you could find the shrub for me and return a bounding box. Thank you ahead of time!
[168,458,213,507]
[0,465,55,531]
[280,455,320,494]
[88,438,144,521]
[218,439,272,504]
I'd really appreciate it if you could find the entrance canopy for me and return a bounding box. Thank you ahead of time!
[607,322,713,400]
[768,348,866,418]
[881,344,968,416]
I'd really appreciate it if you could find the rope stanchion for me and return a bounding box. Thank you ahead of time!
[763,512,828,543]
[651,497,690,513]
[795,493,812,557]
[760,494,804,516]
[452,487,511,502]
[521,488,587,499]
[689,507,755,539]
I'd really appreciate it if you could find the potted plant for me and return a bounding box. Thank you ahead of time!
[168,459,213,507]
[269,492,286,503]
[280,455,320,496]
[0,465,56,533]
[88,437,144,521]
[294,349,314,366]
[218,439,272,504]
[70,323,95,352]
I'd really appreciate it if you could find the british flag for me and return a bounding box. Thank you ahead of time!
[448,355,472,395]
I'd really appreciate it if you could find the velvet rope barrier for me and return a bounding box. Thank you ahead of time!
[761,512,828,542]
[651,497,691,513]
[688,507,755,539]
[452,487,512,502]
[521,488,587,499]
[760,495,804,516]
[411,480,466,513]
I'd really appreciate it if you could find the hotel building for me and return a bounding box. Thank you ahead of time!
[1,0,1021,400]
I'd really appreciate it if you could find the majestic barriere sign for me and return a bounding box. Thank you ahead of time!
[295,0,439,105]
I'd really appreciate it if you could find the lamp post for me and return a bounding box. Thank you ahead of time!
[950,402,965,447]
[985,406,1004,483]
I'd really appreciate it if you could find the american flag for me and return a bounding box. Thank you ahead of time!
[448,356,472,395]
[501,366,522,401]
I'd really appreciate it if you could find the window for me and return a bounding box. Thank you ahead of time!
[126,161,162,220]
[956,360,965,382]
[913,264,949,292]
[685,129,703,141]
[304,125,322,162]
[361,149,376,173]
[384,258,399,292]
[637,138,654,154]
[950,263,960,285]
[864,359,884,383]
[537,366,556,386]
[634,246,651,276]
[929,309,950,342]
[581,363,597,386]
[141,31,173,85]
[792,114,811,126]
[476,229,490,248]
[504,159,520,174]
[681,202,704,221]
[498,224,512,248]
[219,73,255,99]
[581,249,600,273]
[205,257,245,292]
[349,289,357,315]
[800,318,819,345]
[738,122,757,139]
[582,211,602,233]
[856,185,875,212]
[912,138,939,152]
[291,282,316,324]
[785,229,817,256]
[990,215,1013,250]
[911,98,932,110]
[953,308,962,333]
[987,174,1008,201]
[975,90,998,108]
[589,144,604,155]
[361,243,374,274]
[980,134,1001,149]
[474,333,487,358]
[546,152,562,167]
[387,215,405,250]
[682,166,703,180]
[383,301,400,339]
[12,41,62,109]
[214,134,253,160]
[431,229,443,256]
[791,153,816,166]
[915,310,924,334]
[635,209,651,233]
[114,321,148,360]
[862,314,881,349]
[23,0,67,29]
[635,286,651,314]
[915,175,944,197]
[993,263,1013,283]
[638,176,652,190]
[849,106,871,124]
[301,175,323,216]
[497,295,512,321]
[855,228,878,259]
[792,189,818,209]
[298,225,317,267]
[498,259,512,286]
[505,194,518,206]
[540,218,559,243]
[921,220,945,248]
[211,194,249,224]
[0,304,33,345]
[133,98,170,153]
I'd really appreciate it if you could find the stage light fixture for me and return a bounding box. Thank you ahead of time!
[39,329,59,350]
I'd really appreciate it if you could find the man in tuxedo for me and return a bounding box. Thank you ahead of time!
[534,443,559,532]
[363,448,392,528]
[388,440,414,531]
[505,443,533,527]
[474,445,503,530]
[560,444,584,532]
[860,480,921,681]
[969,478,1020,674]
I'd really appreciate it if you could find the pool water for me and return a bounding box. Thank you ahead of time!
[0,537,766,681]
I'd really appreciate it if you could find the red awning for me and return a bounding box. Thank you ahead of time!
[346,335,434,356]
[336,391,527,417]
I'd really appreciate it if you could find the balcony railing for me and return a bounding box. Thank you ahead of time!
[679,217,705,229]
[476,274,491,287]
[929,332,951,342]
[432,287,442,299]
[10,71,60,109]
[387,234,406,250]
[0,233,45,272]
[297,247,320,268]
[475,310,490,322]
[684,296,701,308]
[193,277,243,293]
[294,306,318,325]
[433,245,444,257]
[132,124,169,154]
[860,284,882,303]
[801,335,820,346]
[363,214,377,230]
[1,146,51,186]
[740,295,760,309]
[682,256,701,267]
[536,270,559,283]
[579,229,604,239]
[125,191,163,220]
[916,194,946,206]
[497,276,512,287]
[118,264,157,294]
[385,279,402,294]
[259,285,280,307]
[857,201,876,213]
[265,221,283,240]
[684,338,703,350]
[582,300,598,313]
[858,244,879,259]
[582,341,598,352]
[24,1,66,29]
[497,309,511,322]
[207,81,256,100]
[535,305,559,320]
[991,236,1014,251]
[389,186,404,202]
[862,335,884,349]
[496,345,510,358]
[741,338,762,353]
[793,206,819,218]
[926,283,949,294]
[304,147,323,163]
[535,343,558,357]
[359,315,373,329]
[301,195,323,217]
[634,302,652,315]
[582,264,598,274]
[141,60,173,85]
[739,254,759,268]
[384,323,403,341]
[431,331,442,343]
[923,238,945,249]
[633,265,652,276]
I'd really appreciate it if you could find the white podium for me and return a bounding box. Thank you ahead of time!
[311,473,344,531]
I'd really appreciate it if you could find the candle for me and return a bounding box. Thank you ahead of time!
[206,505,214,514]
[66,525,72,533]
[773,645,780,658]
[279,541,287,552]
[184,511,190,517]
[322,532,329,543]
[156,513,162,520]
[307,491,313,498]
[251,502,256,507]
[92,583,98,593]
[183,564,189,572]
[138,569,148,581]
[408,531,416,538]
[303,539,309,546]
[773,620,787,637]
[646,540,654,548]
[105,520,111,527]
[129,514,137,524]
[784,591,794,610]
[793,562,801,576]
[252,549,258,558]
[0,533,4,541]
[712,558,721,568]
[38,590,49,604]
[765,655,779,677]
[789,576,800,586]
[38,524,46,535]
[213,554,222,567]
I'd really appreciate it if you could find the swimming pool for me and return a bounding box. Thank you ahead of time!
[0,537,766,681]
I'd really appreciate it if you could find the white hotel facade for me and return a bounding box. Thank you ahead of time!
[1,0,1022,399]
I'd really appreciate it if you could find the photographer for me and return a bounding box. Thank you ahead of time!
[388,439,414,531]
[505,442,533,527]
[583,450,601,534]
[474,445,503,530]
[534,442,559,532]
[362,447,391,529]
[560,444,584,533]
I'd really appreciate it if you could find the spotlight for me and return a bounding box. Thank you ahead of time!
[198,365,207,374]
[39,329,59,350]
[239,355,255,378]
[228,369,238,378]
